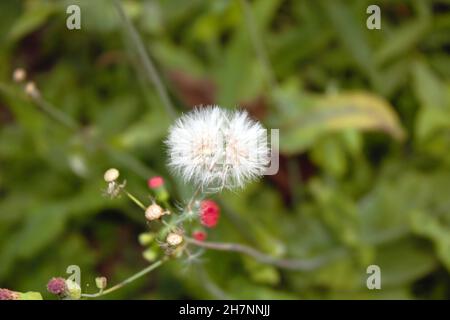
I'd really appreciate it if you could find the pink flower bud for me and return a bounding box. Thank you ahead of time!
[148,176,164,189]
[47,277,67,295]
[0,288,19,300]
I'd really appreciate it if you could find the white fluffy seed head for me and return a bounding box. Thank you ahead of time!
[104,168,120,182]
[166,106,269,192]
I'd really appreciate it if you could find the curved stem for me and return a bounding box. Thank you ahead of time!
[239,0,277,89]
[186,185,202,212]
[81,259,165,298]
[186,237,346,271]
[113,0,177,119]
[32,94,79,130]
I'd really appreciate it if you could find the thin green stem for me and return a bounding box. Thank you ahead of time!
[124,190,147,210]
[27,89,79,130]
[113,0,177,119]
[81,259,165,298]
[197,265,230,299]
[186,185,202,212]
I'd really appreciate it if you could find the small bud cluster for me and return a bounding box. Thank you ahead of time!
[11,68,41,99]
[102,171,222,262]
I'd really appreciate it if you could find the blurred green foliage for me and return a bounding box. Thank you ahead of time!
[0,0,449,299]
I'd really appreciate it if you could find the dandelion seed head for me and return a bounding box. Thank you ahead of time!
[166,106,269,192]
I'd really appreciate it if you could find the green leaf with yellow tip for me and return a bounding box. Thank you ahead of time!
[18,291,43,300]
[277,92,406,154]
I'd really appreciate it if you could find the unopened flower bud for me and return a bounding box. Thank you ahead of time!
[46,277,67,296]
[142,248,157,262]
[200,200,220,228]
[104,168,120,182]
[95,277,107,290]
[25,81,39,98]
[138,232,154,245]
[145,203,164,221]
[192,230,207,242]
[13,68,27,83]
[65,279,81,300]
[166,233,183,246]
[0,288,20,300]
[148,176,164,189]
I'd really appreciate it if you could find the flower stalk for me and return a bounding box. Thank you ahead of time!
[186,237,347,271]
[81,259,165,299]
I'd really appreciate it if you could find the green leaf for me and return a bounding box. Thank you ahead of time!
[278,92,405,154]
[375,19,429,66]
[411,210,450,271]
[115,111,169,148]
[321,0,375,76]
[7,3,57,42]
[243,257,280,285]
[374,238,437,288]
[412,60,450,148]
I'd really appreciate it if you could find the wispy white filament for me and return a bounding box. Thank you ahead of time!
[166,106,269,192]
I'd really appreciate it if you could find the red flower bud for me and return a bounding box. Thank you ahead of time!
[200,200,220,228]
[193,230,207,241]
[0,288,19,300]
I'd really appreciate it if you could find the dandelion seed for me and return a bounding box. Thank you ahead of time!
[166,106,269,192]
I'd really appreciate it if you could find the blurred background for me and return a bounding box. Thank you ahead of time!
[0,0,449,299]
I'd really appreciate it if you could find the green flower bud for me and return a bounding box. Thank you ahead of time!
[95,277,107,290]
[138,232,154,246]
[65,279,81,300]
[142,248,157,262]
